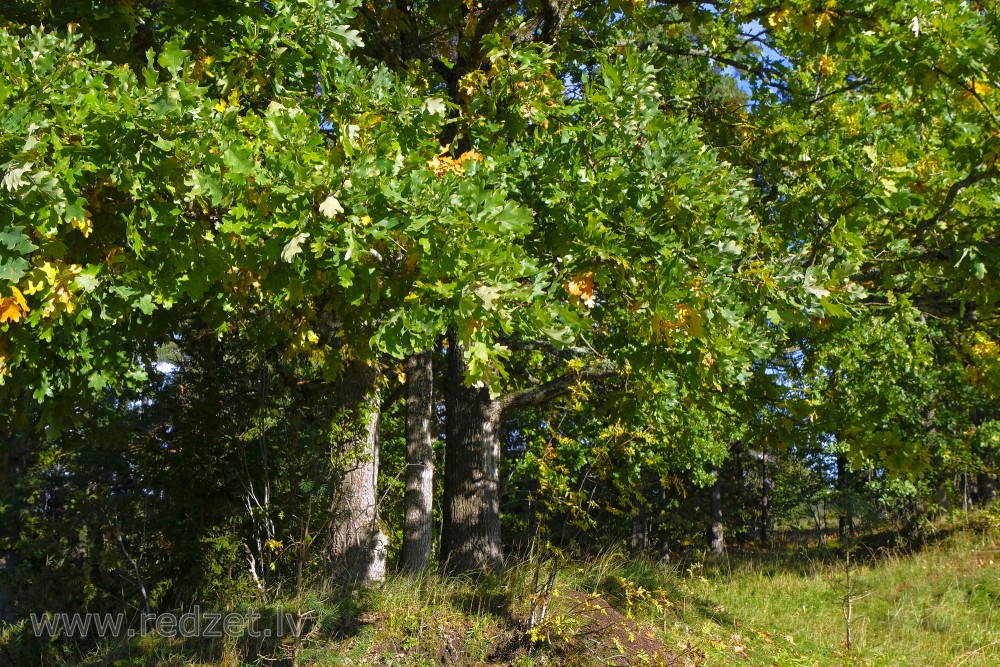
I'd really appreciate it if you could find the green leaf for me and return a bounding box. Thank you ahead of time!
[0,256,30,282]
[223,144,254,175]
[157,41,188,75]
[133,294,156,315]
[421,98,447,116]
[0,226,38,255]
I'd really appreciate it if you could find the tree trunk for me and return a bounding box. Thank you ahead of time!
[328,362,388,586]
[733,444,749,545]
[978,472,996,504]
[629,498,648,555]
[0,418,28,622]
[709,465,725,556]
[440,336,504,573]
[758,449,770,544]
[401,351,435,575]
[439,336,616,574]
[837,455,852,538]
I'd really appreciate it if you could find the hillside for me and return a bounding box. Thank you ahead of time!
[66,509,998,667]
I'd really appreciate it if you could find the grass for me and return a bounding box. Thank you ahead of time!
[655,508,1000,666]
[35,507,1000,666]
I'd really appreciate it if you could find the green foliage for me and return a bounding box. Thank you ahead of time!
[2,0,1000,663]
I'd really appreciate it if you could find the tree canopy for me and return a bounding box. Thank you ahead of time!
[1,0,999,661]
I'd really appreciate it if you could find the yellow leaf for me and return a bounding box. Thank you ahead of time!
[193,53,214,79]
[971,79,992,97]
[0,299,23,323]
[70,209,93,237]
[816,10,836,30]
[11,287,28,312]
[768,8,792,28]
[427,151,474,177]
[564,272,596,308]
[214,99,227,112]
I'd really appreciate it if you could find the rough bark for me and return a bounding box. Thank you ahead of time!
[629,501,648,555]
[758,449,770,544]
[401,351,435,575]
[978,472,996,504]
[440,335,616,574]
[733,444,749,545]
[0,420,28,622]
[630,469,655,555]
[328,362,388,586]
[441,335,504,573]
[709,465,725,556]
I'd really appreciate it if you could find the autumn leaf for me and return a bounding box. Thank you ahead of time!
[0,286,31,323]
[458,149,482,164]
[0,300,23,323]
[281,232,310,262]
[427,150,480,177]
[428,154,461,177]
[318,194,344,218]
[815,8,837,30]
[564,272,596,308]
[70,209,93,237]
[11,286,28,311]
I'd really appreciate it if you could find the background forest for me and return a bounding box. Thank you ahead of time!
[1,1,998,665]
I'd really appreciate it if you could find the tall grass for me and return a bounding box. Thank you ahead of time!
[667,510,1000,666]
[71,509,999,666]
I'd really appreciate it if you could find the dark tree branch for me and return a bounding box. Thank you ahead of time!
[493,359,616,413]
[357,5,405,71]
[911,166,996,240]
[654,45,791,94]
[808,79,871,106]
[505,340,594,356]
[539,0,573,44]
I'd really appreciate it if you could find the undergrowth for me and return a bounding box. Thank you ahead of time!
[9,507,998,667]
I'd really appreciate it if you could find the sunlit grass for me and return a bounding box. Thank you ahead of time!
[661,510,1000,666]
[73,509,1000,666]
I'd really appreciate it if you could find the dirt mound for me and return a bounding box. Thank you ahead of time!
[550,591,682,666]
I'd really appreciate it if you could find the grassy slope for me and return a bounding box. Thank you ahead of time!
[78,509,999,666]
[671,513,1000,667]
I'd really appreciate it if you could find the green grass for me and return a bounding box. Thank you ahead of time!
[656,510,1000,666]
[50,508,1000,666]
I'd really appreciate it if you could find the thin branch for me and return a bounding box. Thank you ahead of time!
[505,340,595,356]
[911,166,996,240]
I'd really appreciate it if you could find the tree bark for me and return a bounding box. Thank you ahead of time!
[0,417,28,622]
[441,335,504,573]
[978,472,996,504]
[401,351,435,575]
[733,444,749,545]
[328,362,388,586]
[837,454,852,539]
[440,335,616,574]
[629,502,648,554]
[758,449,770,544]
[709,465,725,556]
